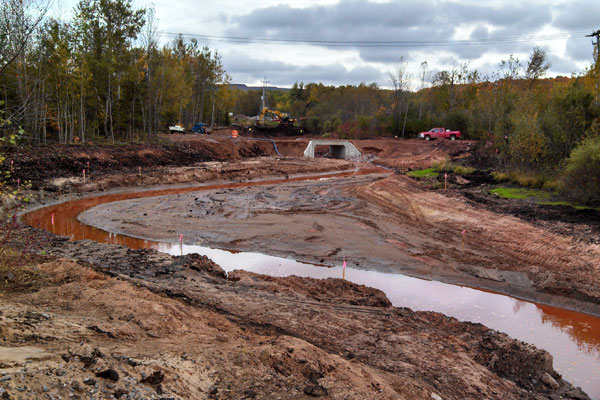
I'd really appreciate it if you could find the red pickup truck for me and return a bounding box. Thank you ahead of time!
[418,127,461,141]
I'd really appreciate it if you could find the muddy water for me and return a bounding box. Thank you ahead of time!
[24,174,600,398]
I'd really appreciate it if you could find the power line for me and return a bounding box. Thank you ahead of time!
[157,30,589,48]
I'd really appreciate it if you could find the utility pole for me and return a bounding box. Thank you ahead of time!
[587,30,600,101]
[210,84,216,129]
[587,30,600,68]
[261,76,269,112]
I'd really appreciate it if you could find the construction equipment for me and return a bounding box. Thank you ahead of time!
[256,107,297,128]
[191,122,208,134]
[169,123,185,134]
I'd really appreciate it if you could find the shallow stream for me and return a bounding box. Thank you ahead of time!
[23,172,600,398]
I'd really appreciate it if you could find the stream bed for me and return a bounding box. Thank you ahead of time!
[23,174,600,398]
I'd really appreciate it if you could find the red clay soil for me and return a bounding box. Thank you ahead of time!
[1,236,584,399]
[3,138,596,399]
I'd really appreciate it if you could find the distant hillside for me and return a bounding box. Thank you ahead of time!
[231,84,290,92]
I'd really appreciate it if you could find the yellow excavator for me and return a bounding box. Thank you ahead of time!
[256,107,297,128]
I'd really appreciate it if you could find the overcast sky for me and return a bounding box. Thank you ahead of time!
[55,0,599,88]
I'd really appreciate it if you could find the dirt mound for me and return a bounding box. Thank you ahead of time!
[352,139,476,171]
[1,140,274,189]
[228,270,392,308]
[172,253,227,279]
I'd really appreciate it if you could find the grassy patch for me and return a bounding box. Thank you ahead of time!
[491,170,546,188]
[489,186,599,211]
[542,180,560,191]
[432,158,476,176]
[491,171,509,182]
[453,165,476,176]
[489,187,551,200]
[407,168,439,179]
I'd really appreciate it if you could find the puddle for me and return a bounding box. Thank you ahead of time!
[23,173,600,399]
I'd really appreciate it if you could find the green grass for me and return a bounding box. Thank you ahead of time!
[407,168,439,179]
[489,187,551,200]
[489,186,599,211]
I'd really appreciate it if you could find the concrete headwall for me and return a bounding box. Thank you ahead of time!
[303,140,362,159]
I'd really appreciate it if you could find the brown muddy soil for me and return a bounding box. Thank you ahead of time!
[458,185,600,245]
[5,137,598,399]
[1,139,275,190]
[1,136,476,191]
[80,172,600,316]
[0,232,588,399]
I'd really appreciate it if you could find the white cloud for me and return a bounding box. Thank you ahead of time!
[50,0,597,87]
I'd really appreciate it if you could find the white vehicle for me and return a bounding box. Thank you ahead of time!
[169,123,185,134]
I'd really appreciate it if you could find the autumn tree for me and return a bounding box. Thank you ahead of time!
[526,46,551,91]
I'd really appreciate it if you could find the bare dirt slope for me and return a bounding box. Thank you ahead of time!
[2,139,276,190]
[0,237,587,399]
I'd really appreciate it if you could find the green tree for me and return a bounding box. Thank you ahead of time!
[73,0,145,141]
[561,135,600,204]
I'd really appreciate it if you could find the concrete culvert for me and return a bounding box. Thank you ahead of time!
[303,140,361,159]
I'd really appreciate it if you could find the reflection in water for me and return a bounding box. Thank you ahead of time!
[23,176,600,399]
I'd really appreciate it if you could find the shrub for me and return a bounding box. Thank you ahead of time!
[432,157,455,172]
[560,135,600,205]
[303,116,322,133]
[491,170,544,188]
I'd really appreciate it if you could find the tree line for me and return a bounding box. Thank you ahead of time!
[229,45,599,202]
[0,0,230,144]
[233,47,597,177]
[1,1,598,202]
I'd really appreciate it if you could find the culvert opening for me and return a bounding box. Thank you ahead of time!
[303,140,361,159]
[313,145,348,159]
